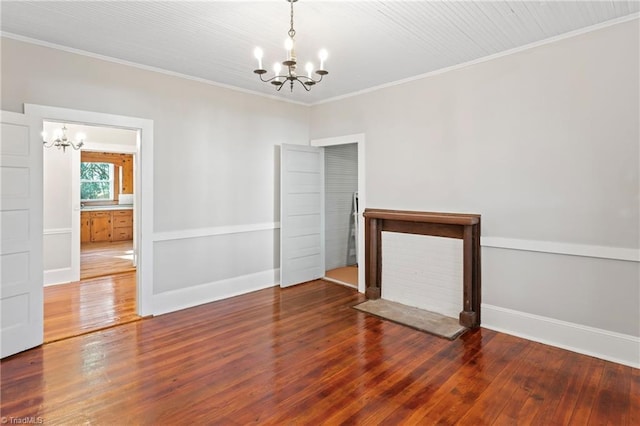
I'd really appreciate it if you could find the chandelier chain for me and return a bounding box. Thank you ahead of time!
[288,0,296,39]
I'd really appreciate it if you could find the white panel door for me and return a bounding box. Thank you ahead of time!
[1,111,43,358]
[280,144,324,287]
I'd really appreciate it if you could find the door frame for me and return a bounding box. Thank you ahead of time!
[310,133,366,293]
[25,104,154,316]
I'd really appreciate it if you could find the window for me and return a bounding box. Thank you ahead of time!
[81,162,114,201]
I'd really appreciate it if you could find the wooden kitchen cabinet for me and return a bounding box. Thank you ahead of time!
[81,212,91,243]
[90,211,112,242]
[112,210,133,241]
[82,209,133,243]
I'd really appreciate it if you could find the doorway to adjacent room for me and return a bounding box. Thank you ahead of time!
[279,134,365,291]
[41,120,141,342]
[322,143,359,288]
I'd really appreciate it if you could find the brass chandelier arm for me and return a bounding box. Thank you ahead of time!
[42,124,85,153]
[280,77,311,92]
[254,71,326,84]
[254,68,328,92]
[42,139,84,152]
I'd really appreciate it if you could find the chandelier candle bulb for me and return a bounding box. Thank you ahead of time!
[319,49,327,70]
[254,47,264,70]
[305,62,313,78]
[285,38,293,60]
[273,63,282,82]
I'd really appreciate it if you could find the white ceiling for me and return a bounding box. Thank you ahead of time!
[2,1,639,105]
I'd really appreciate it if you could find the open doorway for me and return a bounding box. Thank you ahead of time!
[280,135,365,291]
[28,103,154,311]
[322,143,359,288]
[279,135,365,291]
[309,133,366,292]
[42,121,140,342]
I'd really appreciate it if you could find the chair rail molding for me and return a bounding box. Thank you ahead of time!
[481,237,639,262]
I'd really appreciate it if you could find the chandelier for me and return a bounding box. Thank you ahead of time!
[42,124,85,153]
[253,0,328,92]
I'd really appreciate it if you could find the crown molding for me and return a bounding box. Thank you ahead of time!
[1,32,310,107]
[312,13,640,106]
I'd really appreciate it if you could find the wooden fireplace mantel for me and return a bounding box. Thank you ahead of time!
[363,208,481,328]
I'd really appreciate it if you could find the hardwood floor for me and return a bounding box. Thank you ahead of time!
[325,265,358,287]
[44,272,140,343]
[81,240,136,280]
[45,240,138,343]
[3,280,638,424]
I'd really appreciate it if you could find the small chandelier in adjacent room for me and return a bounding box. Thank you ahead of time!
[42,124,85,153]
[253,0,328,92]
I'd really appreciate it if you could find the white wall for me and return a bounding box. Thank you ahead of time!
[310,19,640,366]
[43,142,72,271]
[2,37,309,308]
[41,122,74,283]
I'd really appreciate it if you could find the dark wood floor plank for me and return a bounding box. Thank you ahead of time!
[536,351,598,425]
[308,321,453,425]
[179,301,378,421]
[631,366,640,426]
[588,361,633,425]
[492,343,569,424]
[567,358,606,425]
[452,340,533,425]
[2,280,637,425]
[513,345,571,424]
[257,317,440,425]
[424,332,531,424]
[376,330,492,424]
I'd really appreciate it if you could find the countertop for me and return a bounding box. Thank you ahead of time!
[81,204,133,211]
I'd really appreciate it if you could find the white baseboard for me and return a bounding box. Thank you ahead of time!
[482,304,640,368]
[44,267,72,286]
[152,269,280,316]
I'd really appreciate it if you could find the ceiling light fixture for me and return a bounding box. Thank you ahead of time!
[253,0,328,92]
[42,124,85,152]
